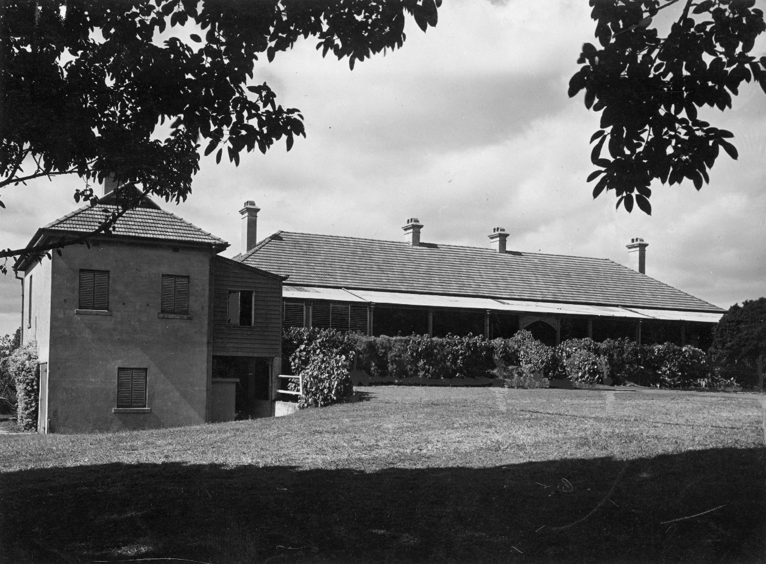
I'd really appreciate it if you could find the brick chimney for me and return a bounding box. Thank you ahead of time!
[488,227,509,253]
[240,201,260,254]
[626,237,648,274]
[402,218,423,246]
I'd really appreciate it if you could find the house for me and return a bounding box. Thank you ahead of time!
[15,187,284,434]
[235,212,724,348]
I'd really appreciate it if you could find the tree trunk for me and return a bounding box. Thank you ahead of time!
[758,353,763,393]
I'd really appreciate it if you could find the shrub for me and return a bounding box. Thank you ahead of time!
[496,330,558,380]
[7,342,39,431]
[563,349,609,385]
[598,338,643,385]
[283,328,356,408]
[495,363,549,389]
[643,343,710,388]
[298,349,354,408]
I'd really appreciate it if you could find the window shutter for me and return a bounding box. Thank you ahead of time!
[350,305,368,334]
[284,302,305,328]
[131,370,147,407]
[161,276,175,313]
[117,368,133,408]
[117,368,147,408]
[79,271,94,309]
[331,303,350,332]
[175,277,189,314]
[312,302,331,328]
[93,271,109,310]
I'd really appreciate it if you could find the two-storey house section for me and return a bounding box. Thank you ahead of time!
[15,188,284,433]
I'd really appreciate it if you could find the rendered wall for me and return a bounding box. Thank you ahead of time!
[21,256,53,363]
[46,240,215,433]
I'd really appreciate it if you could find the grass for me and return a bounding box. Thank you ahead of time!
[0,386,764,563]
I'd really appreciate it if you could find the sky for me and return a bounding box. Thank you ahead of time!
[1,0,765,336]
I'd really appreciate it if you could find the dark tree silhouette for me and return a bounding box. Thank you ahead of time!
[0,0,441,264]
[570,0,766,214]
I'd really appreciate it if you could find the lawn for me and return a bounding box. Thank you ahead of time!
[0,387,764,563]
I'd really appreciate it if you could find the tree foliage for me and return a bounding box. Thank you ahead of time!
[711,297,766,364]
[570,0,766,214]
[0,0,441,250]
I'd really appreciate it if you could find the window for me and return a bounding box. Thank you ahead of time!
[228,290,254,326]
[283,301,305,328]
[309,301,369,333]
[117,368,147,408]
[161,275,190,314]
[79,270,109,310]
[27,275,33,328]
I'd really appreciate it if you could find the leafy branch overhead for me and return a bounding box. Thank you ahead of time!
[0,0,441,214]
[570,0,766,214]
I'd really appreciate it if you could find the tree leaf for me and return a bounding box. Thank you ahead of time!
[591,134,606,163]
[636,194,651,215]
[190,34,201,42]
[590,130,605,143]
[719,139,739,160]
[623,194,634,213]
[587,169,604,182]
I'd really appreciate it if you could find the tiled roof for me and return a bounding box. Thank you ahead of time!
[237,231,722,313]
[43,203,228,248]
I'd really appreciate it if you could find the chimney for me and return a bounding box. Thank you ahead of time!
[488,227,509,253]
[402,218,423,246]
[626,237,648,274]
[240,200,260,254]
[102,172,120,196]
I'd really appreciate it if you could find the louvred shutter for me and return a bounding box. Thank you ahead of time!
[93,271,109,310]
[161,276,175,313]
[79,271,94,309]
[175,277,189,314]
[131,370,147,407]
[117,368,133,408]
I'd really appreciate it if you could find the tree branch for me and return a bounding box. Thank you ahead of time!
[0,166,85,189]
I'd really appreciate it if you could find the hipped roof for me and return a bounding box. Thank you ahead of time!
[237,231,723,314]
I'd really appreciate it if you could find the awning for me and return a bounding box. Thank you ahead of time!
[283,285,367,302]
[622,308,724,323]
[494,299,651,319]
[344,289,504,310]
[282,285,721,323]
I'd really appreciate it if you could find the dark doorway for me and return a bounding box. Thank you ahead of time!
[525,320,557,346]
[213,356,271,419]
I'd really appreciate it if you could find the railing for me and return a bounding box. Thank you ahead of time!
[277,374,303,399]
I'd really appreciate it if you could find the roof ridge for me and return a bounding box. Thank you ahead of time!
[271,230,626,262]
[233,230,284,262]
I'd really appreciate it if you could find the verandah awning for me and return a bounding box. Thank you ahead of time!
[282,286,722,323]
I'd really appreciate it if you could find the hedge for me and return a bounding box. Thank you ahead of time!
[6,342,39,431]
[283,329,742,392]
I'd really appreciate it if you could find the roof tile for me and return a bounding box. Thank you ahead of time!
[238,231,722,313]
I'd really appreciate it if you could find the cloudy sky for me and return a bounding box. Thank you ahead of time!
[1,0,765,336]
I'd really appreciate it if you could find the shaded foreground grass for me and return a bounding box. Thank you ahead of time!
[0,387,764,563]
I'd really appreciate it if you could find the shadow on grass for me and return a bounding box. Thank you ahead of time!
[1,447,764,564]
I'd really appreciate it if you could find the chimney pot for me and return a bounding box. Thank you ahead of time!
[240,201,261,254]
[488,227,509,253]
[402,218,424,246]
[626,237,648,274]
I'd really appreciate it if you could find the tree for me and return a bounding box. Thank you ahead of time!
[0,0,441,265]
[570,0,766,214]
[711,297,766,391]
